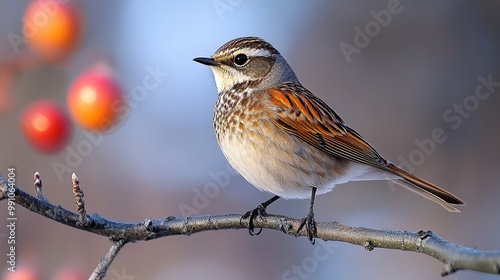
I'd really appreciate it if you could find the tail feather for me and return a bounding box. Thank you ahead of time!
[386,163,465,212]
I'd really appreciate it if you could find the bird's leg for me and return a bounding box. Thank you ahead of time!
[241,195,280,236]
[297,187,318,244]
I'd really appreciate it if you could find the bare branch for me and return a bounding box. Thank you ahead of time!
[89,240,127,280]
[0,173,499,278]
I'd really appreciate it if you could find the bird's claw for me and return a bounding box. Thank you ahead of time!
[297,211,317,244]
[241,204,267,236]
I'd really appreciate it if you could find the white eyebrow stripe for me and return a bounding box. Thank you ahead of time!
[218,47,272,58]
[238,47,272,57]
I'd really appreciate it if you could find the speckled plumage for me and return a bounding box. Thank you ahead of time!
[195,37,464,242]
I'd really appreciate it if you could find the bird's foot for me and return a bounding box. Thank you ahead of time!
[241,204,267,236]
[297,210,317,244]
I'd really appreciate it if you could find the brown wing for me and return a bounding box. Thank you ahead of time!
[268,83,389,170]
[267,83,465,209]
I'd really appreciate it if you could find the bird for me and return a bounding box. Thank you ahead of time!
[193,37,465,243]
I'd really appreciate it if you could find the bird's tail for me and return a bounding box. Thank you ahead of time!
[386,163,465,212]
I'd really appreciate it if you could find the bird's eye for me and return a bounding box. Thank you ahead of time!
[234,53,248,66]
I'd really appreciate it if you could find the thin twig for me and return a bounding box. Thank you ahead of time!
[71,173,88,226]
[89,239,128,280]
[33,172,46,201]
[0,173,499,278]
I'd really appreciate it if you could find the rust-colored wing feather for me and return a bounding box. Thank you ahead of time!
[268,84,388,169]
[267,83,464,210]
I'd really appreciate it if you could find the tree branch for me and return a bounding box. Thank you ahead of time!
[0,173,499,278]
[89,239,127,280]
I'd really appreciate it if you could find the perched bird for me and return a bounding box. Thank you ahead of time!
[194,37,464,243]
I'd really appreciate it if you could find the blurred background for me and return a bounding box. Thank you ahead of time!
[1,0,500,279]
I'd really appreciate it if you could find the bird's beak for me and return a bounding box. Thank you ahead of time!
[193,57,220,66]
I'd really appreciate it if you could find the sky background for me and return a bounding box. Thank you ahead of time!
[1,1,500,279]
